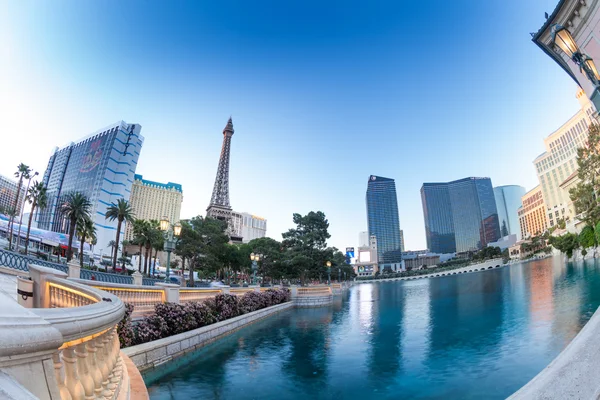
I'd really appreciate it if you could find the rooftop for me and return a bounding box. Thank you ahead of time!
[134,174,183,192]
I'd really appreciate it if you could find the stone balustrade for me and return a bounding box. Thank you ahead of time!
[0,264,139,400]
[292,286,334,307]
[179,288,224,303]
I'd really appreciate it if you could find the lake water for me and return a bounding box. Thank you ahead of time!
[144,257,600,399]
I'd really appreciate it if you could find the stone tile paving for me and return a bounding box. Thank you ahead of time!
[0,273,17,302]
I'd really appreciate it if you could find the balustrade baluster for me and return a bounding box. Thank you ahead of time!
[53,351,72,400]
[85,339,103,398]
[75,343,95,400]
[62,346,85,399]
[94,335,110,390]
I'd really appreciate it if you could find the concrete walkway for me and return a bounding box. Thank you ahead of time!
[0,273,17,302]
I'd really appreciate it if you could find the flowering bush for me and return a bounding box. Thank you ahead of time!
[119,288,291,348]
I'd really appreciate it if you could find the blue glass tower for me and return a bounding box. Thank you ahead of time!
[366,175,402,264]
[421,177,501,254]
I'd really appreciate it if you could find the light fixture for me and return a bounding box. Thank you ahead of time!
[250,252,255,261]
[173,222,182,237]
[326,261,331,267]
[551,24,579,59]
[583,55,600,81]
[159,216,169,231]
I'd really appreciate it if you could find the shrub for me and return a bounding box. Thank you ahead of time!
[118,288,291,348]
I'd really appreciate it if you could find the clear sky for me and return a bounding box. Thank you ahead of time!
[0,0,584,251]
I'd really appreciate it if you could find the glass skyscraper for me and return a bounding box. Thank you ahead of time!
[366,175,402,264]
[421,177,501,254]
[37,121,143,258]
[493,185,526,240]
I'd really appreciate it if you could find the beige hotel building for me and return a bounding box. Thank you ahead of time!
[125,174,183,241]
[518,185,548,239]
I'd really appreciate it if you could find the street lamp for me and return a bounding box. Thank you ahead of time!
[326,261,331,285]
[159,216,181,282]
[250,252,262,285]
[16,171,38,250]
[338,268,341,283]
[551,23,600,108]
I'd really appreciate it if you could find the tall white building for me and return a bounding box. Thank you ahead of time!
[239,212,267,243]
[358,231,369,247]
[533,89,595,228]
[0,174,26,215]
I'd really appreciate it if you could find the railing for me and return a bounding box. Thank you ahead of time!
[230,288,255,295]
[80,268,133,285]
[29,274,128,400]
[331,283,342,289]
[71,278,164,317]
[0,248,68,273]
[180,288,223,303]
[142,277,163,286]
[297,286,333,296]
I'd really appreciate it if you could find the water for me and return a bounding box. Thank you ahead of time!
[144,257,600,399]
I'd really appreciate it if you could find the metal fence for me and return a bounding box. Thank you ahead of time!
[80,268,133,285]
[0,248,68,273]
[142,277,164,286]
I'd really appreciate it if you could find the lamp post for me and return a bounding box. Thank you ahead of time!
[250,252,262,285]
[16,171,38,251]
[338,268,341,283]
[159,217,181,283]
[326,261,331,285]
[551,24,600,110]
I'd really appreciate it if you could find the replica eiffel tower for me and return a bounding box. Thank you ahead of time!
[206,118,243,243]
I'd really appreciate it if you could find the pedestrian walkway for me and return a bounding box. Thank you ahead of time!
[0,273,17,302]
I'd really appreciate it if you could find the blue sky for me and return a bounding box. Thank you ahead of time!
[0,0,582,251]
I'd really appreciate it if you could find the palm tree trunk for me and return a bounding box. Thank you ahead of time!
[24,201,36,256]
[144,245,150,275]
[113,219,122,272]
[153,248,158,274]
[189,257,195,287]
[80,235,85,267]
[8,176,24,251]
[138,244,143,272]
[67,217,76,262]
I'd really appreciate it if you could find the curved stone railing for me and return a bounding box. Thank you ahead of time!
[179,288,223,303]
[0,264,132,400]
[71,278,165,317]
[293,286,333,308]
[297,286,333,296]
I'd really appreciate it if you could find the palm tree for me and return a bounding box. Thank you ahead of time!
[152,233,164,276]
[132,219,148,272]
[8,163,31,251]
[77,217,97,267]
[24,181,48,255]
[104,199,135,272]
[60,192,92,262]
[107,240,117,271]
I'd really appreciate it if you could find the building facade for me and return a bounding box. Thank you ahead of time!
[533,90,594,228]
[493,185,526,240]
[124,174,183,241]
[37,121,143,257]
[366,175,402,264]
[0,174,26,215]
[399,229,405,252]
[358,231,369,247]
[239,212,267,243]
[421,177,501,254]
[518,185,549,239]
[354,234,379,277]
[533,0,600,109]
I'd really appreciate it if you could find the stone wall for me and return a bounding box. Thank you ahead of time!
[294,294,333,308]
[123,302,293,372]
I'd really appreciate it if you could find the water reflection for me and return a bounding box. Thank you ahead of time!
[147,257,600,400]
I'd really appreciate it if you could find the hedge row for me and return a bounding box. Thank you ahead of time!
[117,288,291,348]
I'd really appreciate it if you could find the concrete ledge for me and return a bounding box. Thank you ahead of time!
[294,295,333,308]
[509,304,600,399]
[121,353,148,400]
[123,302,293,372]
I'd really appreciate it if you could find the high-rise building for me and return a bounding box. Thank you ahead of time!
[239,212,267,243]
[124,174,183,241]
[366,175,402,264]
[206,118,243,243]
[37,121,143,257]
[421,177,501,253]
[533,90,594,228]
[0,174,26,215]
[399,229,405,252]
[493,185,526,240]
[359,231,369,247]
[518,185,549,239]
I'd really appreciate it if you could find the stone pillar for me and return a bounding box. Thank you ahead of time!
[155,283,180,304]
[290,286,298,299]
[29,264,68,309]
[221,287,230,295]
[131,271,143,286]
[67,260,80,279]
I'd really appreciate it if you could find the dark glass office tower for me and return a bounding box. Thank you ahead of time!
[420,183,456,254]
[421,177,501,254]
[366,175,402,264]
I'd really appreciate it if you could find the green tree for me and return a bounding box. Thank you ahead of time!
[77,216,97,267]
[60,192,92,262]
[24,181,48,255]
[579,225,596,249]
[248,237,283,283]
[8,163,32,251]
[132,219,148,272]
[570,123,600,227]
[104,199,136,271]
[549,233,579,258]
